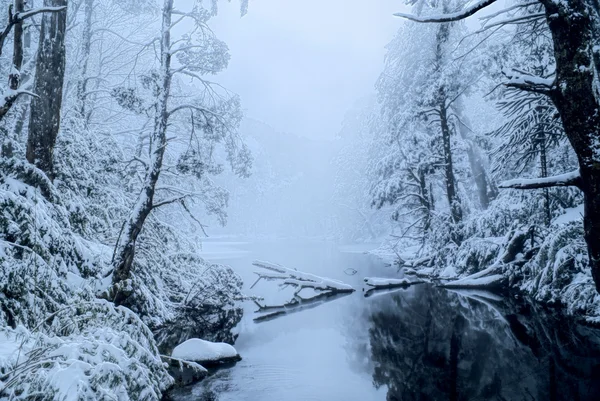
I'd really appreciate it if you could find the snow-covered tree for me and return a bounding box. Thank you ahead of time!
[104,0,251,313]
[371,0,494,250]
[395,0,600,294]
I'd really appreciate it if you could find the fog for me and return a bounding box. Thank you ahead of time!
[211,0,402,140]
[202,1,403,240]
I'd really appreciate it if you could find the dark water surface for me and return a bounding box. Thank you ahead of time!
[171,240,600,401]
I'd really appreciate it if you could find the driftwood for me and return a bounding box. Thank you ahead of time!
[251,260,355,322]
[362,277,425,298]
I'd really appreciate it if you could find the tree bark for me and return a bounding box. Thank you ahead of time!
[454,104,495,209]
[26,0,68,180]
[542,0,600,292]
[0,0,25,121]
[418,165,433,232]
[440,101,463,225]
[77,0,93,124]
[435,23,463,226]
[110,0,173,306]
[538,131,552,226]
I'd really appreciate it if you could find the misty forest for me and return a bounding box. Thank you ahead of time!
[1,0,600,399]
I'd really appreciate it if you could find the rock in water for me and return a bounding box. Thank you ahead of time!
[172,338,241,367]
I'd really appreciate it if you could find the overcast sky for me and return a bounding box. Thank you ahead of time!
[209,0,405,140]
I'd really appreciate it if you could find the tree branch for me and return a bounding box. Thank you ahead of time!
[0,6,66,55]
[151,195,187,209]
[499,169,582,189]
[394,0,498,23]
[502,68,556,95]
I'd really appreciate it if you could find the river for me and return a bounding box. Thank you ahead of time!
[169,240,600,401]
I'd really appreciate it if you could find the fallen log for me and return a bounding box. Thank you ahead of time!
[251,260,355,322]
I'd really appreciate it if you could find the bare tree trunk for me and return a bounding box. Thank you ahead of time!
[434,23,462,226]
[26,0,68,180]
[9,0,23,91]
[0,0,25,121]
[12,1,33,139]
[538,131,551,226]
[542,0,600,292]
[418,165,433,232]
[110,0,173,306]
[488,0,600,292]
[440,101,463,225]
[77,0,93,124]
[454,104,495,209]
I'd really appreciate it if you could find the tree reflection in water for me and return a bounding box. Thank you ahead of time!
[367,285,600,401]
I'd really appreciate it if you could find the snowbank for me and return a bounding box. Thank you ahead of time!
[171,338,240,364]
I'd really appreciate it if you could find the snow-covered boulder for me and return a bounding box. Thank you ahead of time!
[171,339,241,366]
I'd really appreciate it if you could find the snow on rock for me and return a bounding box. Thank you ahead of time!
[171,338,240,364]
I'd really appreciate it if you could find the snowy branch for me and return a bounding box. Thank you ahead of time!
[151,195,187,209]
[502,69,556,95]
[499,169,582,190]
[0,88,38,121]
[251,260,354,322]
[251,260,354,293]
[394,0,498,23]
[167,104,219,118]
[0,6,66,55]
[478,1,540,22]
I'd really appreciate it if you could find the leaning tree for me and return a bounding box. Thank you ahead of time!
[396,0,600,293]
[107,0,251,308]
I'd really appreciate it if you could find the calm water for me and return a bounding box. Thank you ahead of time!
[170,240,600,401]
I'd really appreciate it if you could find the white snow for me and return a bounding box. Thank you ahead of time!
[363,277,412,287]
[171,338,239,362]
[553,204,584,225]
[439,264,457,278]
[394,0,496,23]
[499,169,580,188]
[253,260,355,292]
[444,274,504,288]
[0,330,24,368]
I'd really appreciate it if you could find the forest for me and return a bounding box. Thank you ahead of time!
[0,0,600,400]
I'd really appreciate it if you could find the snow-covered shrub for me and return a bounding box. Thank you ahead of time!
[0,159,173,400]
[521,221,600,321]
[0,302,172,400]
[128,218,244,352]
[0,158,93,327]
[54,122,245,352]
[450,237,502,276]
[53,123,132,239]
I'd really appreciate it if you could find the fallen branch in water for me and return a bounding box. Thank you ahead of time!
[362,277,425,297]
[251,260,355,322]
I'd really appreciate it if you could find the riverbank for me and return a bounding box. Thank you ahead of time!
[168,240,600,401]
[369,220,600,325]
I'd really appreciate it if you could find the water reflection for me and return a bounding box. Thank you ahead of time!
[170,242,600,401]
[367,285,600,401]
